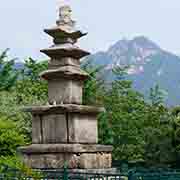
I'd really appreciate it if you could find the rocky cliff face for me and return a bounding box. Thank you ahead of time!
[88,36,180,106]
[107,37,160,72]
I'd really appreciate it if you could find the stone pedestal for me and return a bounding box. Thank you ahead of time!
[20,144,112,169]
[19,5,113,169]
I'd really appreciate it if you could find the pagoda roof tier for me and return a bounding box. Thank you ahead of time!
[24,104,105,115]
[40,66,88,80]
[41,44,90,59]
[44,27,87,40]
[19,144,113,154]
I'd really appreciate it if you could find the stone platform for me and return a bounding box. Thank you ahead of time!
[19,144,113,169]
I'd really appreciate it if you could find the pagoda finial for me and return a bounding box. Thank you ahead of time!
[56,1,75,32]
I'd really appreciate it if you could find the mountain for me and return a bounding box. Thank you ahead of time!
[88,36,180,106]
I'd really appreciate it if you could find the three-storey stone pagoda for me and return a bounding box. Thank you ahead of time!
[19,5,113,169]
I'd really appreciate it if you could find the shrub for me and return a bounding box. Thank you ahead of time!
[0,117,26,156]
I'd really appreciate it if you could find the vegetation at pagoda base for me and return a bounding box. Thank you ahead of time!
[1,49,180,168]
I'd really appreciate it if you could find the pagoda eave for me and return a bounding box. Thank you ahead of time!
[40,66,88,80]
[19,144,113,154]
[44,27,87,40]
[41,47,90,59]
[23,104,105,115]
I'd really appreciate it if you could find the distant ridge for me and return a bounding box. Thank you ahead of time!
[88,36,180,106]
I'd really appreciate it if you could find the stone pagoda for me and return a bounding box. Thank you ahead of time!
[19,5,113,169]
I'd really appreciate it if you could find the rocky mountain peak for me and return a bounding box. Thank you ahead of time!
[131,36,160,50]
[105,36,161,70]
[88,36,180,106]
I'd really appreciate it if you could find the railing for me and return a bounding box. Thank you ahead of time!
[128,169,180,180]
[0,164,124,180]
[2,164,180,180]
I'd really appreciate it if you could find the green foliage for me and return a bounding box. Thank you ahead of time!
[81,62,179,166]
[0,117,26,156]
[149,84,167,106]
[0,56,48,140]
[21,58,48,81]
[0,58,48,139]
[171,106,180,163]
[15,58,48,105]
[142,104,174,165]
[82,60,105,105]
[0,90,32,139]
[0,49,18,91]
[0,156,43,179]
[98,67,175,166]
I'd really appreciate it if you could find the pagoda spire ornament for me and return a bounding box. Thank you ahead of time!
[19,4,113,170]
[56,5,75,32]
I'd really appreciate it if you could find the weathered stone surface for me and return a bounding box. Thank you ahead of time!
[20,143,113,169]
[19,144,113,154]
[24,104,105,115]
[48,58,80,69]
[21,151,112,169]
[23,154,45,169]
[31,112,100,144]
[80,153,112,169]
[40,45,90,59]
[44,28,87,43]
[32,114,68,144]
[23,154,65,169]
[20,4,113,170]
[48,79,83,105]
[32,115,42,144]
[40,65,88,81]
[68,114,98,143]
[42,114,67,143]
[56,5,75,32]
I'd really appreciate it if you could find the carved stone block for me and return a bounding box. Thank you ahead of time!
[49,58,80,69]
[42,114,67,143]
[32,115,42,144]
[22,152,112,169]
[79,153,112,169]
[48,79,83,104]
[68,113,98,143]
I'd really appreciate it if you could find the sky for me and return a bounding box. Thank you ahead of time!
[0,0,180,61]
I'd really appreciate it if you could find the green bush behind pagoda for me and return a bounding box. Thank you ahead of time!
[0,49,180,168]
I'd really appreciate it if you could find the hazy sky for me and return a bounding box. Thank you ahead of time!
[0,0,180,60]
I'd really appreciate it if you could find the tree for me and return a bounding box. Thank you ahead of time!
[15,58,48,105]
[171,106,180,167]
[149,84,167,106]
[12,59,48,138]
[81,60,105,105]
[0,49,18,91]
[0,116,26,157]
[98,67,175,166]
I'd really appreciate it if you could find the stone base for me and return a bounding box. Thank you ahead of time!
[19,144,113,169]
